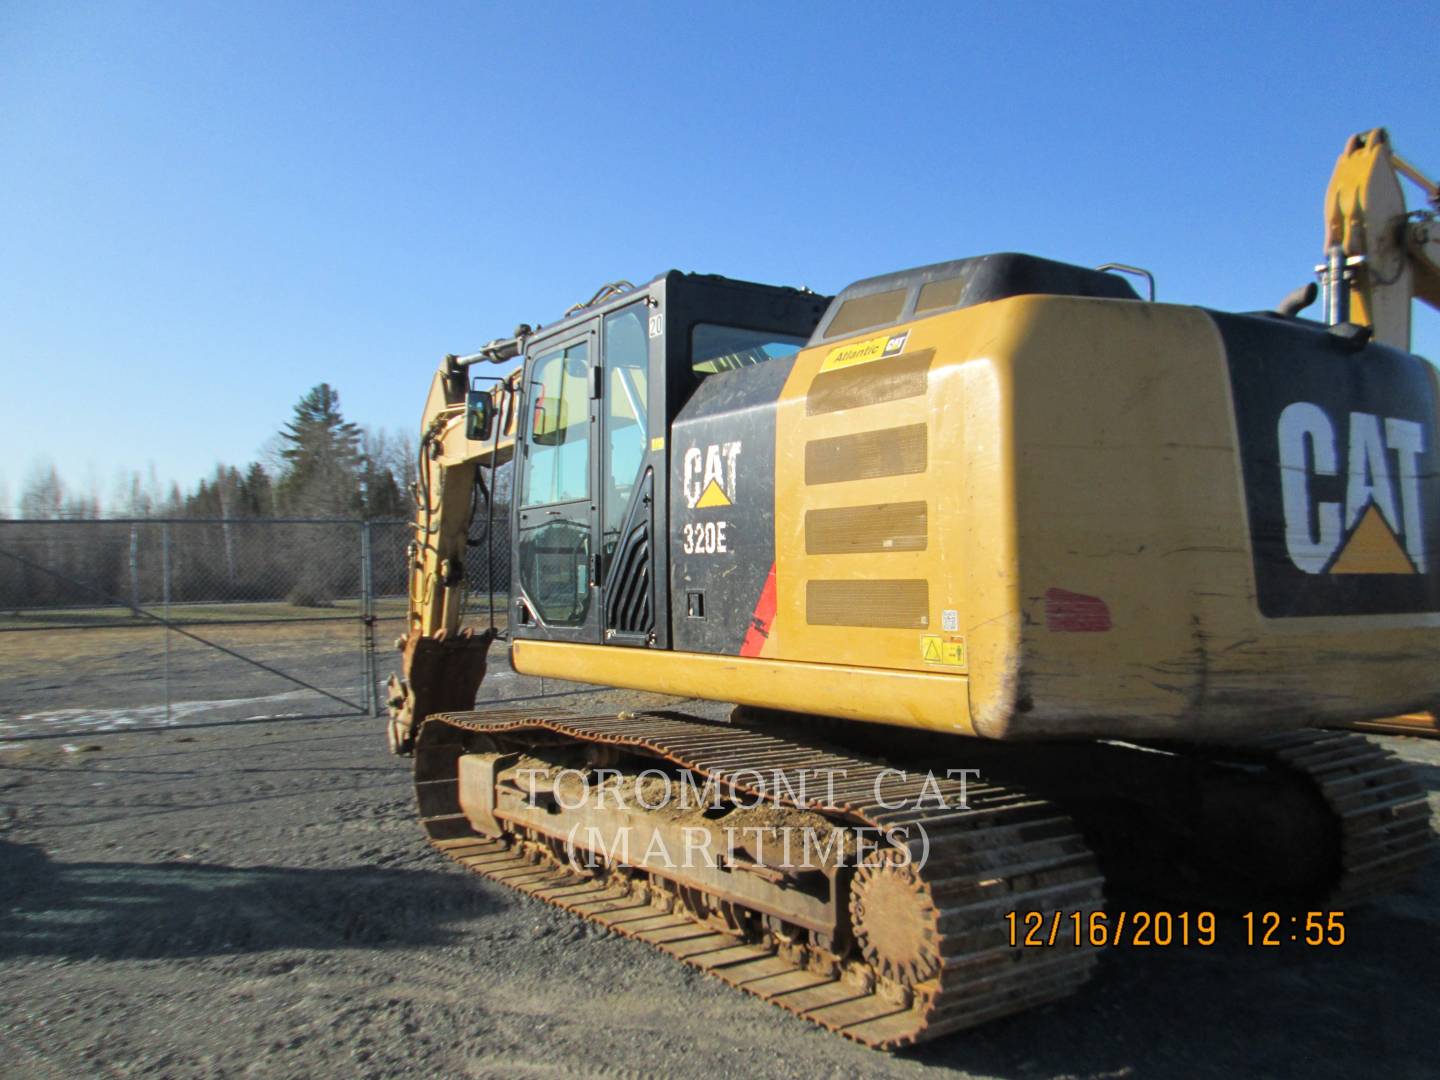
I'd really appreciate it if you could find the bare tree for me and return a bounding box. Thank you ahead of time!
[391,426,418,494]
[19,461,64,520]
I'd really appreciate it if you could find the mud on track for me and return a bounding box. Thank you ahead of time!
[1,668,1438,1078]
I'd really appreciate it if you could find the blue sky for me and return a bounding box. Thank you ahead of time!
[2,1,1436,511]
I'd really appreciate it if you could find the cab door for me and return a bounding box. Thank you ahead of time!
[513,321,602,643]
[597,302,658,644]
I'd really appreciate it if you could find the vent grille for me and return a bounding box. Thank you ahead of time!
[805,424,927,486]
[806,579,929,628]
[805,502,928,554]
[806,349,933,416]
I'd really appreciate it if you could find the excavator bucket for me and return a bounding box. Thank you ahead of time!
[1343,712,1440,738]
[386,627,497,755]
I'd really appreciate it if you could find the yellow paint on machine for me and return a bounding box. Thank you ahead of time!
[511,639,976,734]
[762,294,1440,740]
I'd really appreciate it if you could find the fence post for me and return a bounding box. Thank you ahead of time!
[129,523,141,611]
[361,520,378,717]
[161,521,171,724]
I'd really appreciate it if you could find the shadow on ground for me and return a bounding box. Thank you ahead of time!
[0,839,498,961]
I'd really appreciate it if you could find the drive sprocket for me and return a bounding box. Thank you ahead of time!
[850,857,942,987]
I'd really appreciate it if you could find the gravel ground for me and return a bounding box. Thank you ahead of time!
[1,668,1437,1079]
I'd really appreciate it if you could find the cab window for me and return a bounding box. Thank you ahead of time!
[603,306,649,543]
[521,341,590,507]
[691,324,806,376]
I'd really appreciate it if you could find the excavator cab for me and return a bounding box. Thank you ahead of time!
[506,273,829,649]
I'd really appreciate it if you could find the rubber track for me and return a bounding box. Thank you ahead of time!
[414,707,1105,1050]
[1230,730,1434,905]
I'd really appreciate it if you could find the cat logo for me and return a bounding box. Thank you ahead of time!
[1278,402,1426,575]
[683,441,742,509]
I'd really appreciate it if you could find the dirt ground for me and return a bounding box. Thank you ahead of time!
[1,659,1438,1079]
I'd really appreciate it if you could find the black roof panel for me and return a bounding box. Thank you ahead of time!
[813,252,1140,344]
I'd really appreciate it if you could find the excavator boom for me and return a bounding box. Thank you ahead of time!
[1323,129,1440,739]
[1322,127,1440,348]
[384,350,522,754]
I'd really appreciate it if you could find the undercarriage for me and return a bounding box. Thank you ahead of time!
[406,706,1432,1049]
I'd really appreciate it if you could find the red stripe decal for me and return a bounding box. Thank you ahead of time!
[1044,587,1112,632]
[740,564,778,656]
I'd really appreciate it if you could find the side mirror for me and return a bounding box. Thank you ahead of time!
[465,390,496,441]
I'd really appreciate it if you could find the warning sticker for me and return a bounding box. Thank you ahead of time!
[820,330,910,373]
[921,635,966,667]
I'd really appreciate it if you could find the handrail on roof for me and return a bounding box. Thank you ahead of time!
[565,280,638,317]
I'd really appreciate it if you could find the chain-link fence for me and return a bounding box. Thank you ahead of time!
[0,516,511,741]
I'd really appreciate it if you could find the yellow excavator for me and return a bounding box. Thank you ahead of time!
[383,131,1437,1049]
[1319,129,1440,737]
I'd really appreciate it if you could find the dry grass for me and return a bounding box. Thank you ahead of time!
[0,597,411,631]
[0,618,408,678]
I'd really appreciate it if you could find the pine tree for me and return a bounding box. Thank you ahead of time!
[188,478,217,517]
[275,383,362,515]
[360,459,405,518]
[238,462,274,517]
